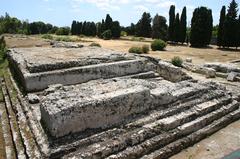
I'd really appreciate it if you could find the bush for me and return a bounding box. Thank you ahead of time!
[142,45,149,53]
[171,56,183,67]
[55,36,72,42]
[121,31,127,36]
[55,27,70,35]
[89,42,101,47]
[42,34,53,40]
[151,39,166,51]
[128,47,143,54]
[0,36,7,60]
[101,30,112,40]
[131,37,145,41]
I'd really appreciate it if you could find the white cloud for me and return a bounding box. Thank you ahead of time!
[70,0,128,11]
[69,0,177,12]
[134,5,149,12]
[157,1,175,8]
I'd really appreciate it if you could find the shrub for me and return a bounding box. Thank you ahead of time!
[42,34,53,40]
[171,56,183,67]
[55,36,72,42]
[121,31,127,36]
[101,30,112,40]
[142,45,150,53]
[128,47,143,54]
[131,37,145,41]
[151,39,166,51]
[55,27,70,35]
[89,42,101,47]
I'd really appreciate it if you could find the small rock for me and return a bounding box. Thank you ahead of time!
[227,72,239,81]
[186,58,192,63]
[205,68,216,78]
[28,94,40,104]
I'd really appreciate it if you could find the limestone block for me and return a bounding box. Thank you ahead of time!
[227,72,239,81]
[40,83,152,137]
[186,58,192,63]
[157,61,190,82]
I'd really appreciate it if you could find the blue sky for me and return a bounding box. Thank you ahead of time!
[0,0,239,27]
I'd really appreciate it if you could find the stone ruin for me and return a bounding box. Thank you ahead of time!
[2,46,240,158]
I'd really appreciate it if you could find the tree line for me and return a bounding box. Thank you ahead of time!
[0,13,70,35]
[1,0,240,48]
[70,14,121,39]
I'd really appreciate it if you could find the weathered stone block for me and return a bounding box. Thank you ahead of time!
[40,79,153,137]
[227,72,239,81]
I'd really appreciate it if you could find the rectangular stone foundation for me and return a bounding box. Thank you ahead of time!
[8,47,158,92]
[41,85,151,137]
[24,59,150,92]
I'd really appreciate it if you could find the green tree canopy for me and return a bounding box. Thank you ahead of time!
[190,7,213,47]
[179,7,187,44]
[152,14,168,41]
[136,12,152,37]
[168,5,175,41]
[217,6,226,47]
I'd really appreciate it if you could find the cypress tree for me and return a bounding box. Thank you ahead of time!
[190,7,213,47]
[217,6,226,47]
[105,14,113,30]
[136,12,152,37]
[237,15,240,47]
[78,22,83,35]
[71,20,77,35]
[223,0,239,48]
[173,13,180,42]
[169,5,175,41]
[82,21,86,35]
[179,7,187,44]
[111,21,121,38]
[152,14,168,41]
[238,15,240,48]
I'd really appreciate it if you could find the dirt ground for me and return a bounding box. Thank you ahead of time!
[82,37,240,64]
[4,34,240,65]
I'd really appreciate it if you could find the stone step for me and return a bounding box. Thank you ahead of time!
[0,93,16,159]
[143,95,232,131]
[140,105,240,159]
[63,92,233,159]
[7,70,51,157]
[106,100,239,159]
[50,86,221,157]
[120,71,159,79]
[150,81,209,106]
[1,81,26,159]
[3,75,42,158]
[24,59,154,92]
[126,88,225,128]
